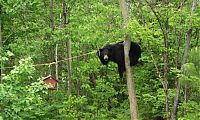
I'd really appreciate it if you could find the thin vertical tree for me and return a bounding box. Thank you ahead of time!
[67,37,72,95]
[50,0,54,30]
[55,44,58,80]
[119,0,138,119]
[49,0,55,77]
[0,9,3,83]
[62,0,71,94]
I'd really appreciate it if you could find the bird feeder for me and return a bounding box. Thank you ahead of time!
[43,75,58,90]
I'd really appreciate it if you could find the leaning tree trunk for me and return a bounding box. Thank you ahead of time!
[171,1,199,120]
[119,0,138,120]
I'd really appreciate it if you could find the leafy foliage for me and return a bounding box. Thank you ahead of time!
[0,0,199,119]
[0,58,48,119]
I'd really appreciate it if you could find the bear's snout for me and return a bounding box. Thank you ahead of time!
[104,55,109,61]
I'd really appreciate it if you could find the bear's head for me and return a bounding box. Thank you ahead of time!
[97,46,112,65]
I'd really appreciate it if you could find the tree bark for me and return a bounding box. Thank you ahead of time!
[195,28,199,46]
[171,1,199,120]
[0,12,3,83]
[48,0,55,76]
[62,0,72,95]
[119,0,138,120]
[67,39,72,95]
[55,44,58,80]
[50,0,54,30]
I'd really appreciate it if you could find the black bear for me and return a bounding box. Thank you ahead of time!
[97,41,141,80]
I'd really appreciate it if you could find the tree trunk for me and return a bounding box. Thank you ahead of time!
[119,0,138,120]
[163,54,169,119]
[50,0,54,30]
[195,28,199,46]
[62,0,72,95]
[67,39,72,95]
[48,0,55,76]
[163,14,170,119]
[171,1,199,120]
[0,13,3,83]
[55,44,58,80]
[183,84,188,115]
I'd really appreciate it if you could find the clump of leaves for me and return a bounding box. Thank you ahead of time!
[0,57,48,119]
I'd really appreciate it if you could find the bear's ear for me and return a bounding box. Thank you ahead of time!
[97,49,102,56]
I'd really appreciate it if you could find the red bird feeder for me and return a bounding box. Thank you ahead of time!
[43,75,58,90]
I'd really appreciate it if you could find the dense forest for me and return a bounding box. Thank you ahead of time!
[0,0,200,120]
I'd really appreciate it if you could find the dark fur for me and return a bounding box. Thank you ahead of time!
[97,41,141,79]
